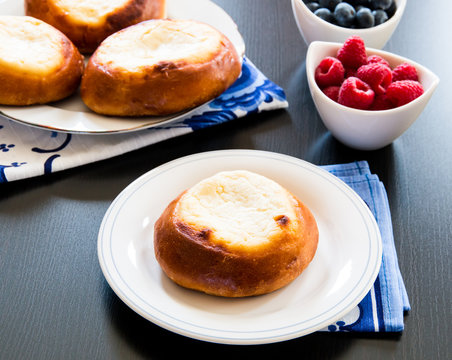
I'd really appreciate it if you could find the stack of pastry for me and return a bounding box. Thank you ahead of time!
[0,0,242,117]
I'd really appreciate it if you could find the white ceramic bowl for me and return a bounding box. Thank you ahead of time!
[291,0,406,49]
[306,41,440,151]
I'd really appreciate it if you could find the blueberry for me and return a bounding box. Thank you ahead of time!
[386,1,397,17]
[347,0,370,6]
[319,0,342,11]
[306,2,321,12]
[372,9,388,25]
[356,7,375,28]
[355,5,365,12]
[334,2,356,27]
[314,8,335,22]
[370,0,393,10]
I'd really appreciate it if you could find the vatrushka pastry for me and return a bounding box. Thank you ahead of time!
[0,16,84,106]
[25,0,166,53]
[80,19,242,117]
[154,170,319,297]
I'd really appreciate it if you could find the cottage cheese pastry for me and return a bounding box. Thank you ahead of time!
[0,16,84,106]
[154,170,319,297]
[25,0,166,53]
[80,19,241,116]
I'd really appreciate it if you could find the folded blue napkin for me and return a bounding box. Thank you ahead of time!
[0,57,288,183]
[320,161,410,332]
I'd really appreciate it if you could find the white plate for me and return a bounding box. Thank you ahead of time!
[0,0,245,134]
[98,150,382,345]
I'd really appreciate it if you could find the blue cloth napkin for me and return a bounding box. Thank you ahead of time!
[0,57,288,183]
[320,161,410,332]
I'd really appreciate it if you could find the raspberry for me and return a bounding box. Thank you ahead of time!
[345,67,357,78]
[322,86,340,102]
[386,80,424,107]
[356,63,392,95]
[392,62,419,82]
[315,56,345,87]
[370,94,395,110]
[367,54,390,68]
[338,77,375,110]
[337,36,368,69]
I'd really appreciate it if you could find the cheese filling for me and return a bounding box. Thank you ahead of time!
[94,20,222,71]
[176,171,298,248]
[0,16,63,75]
[52,0,129,25]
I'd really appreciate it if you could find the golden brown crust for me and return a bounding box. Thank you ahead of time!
[154,191,319,297]
[25,0,166,53]
[0,22,84,106]
[80,19,242,116]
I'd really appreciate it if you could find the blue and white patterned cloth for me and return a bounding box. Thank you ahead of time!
[321,161,410,332]
[0,57,288,183]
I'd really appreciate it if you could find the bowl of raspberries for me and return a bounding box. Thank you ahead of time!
[306,36,439,150]
[291,0,406,49]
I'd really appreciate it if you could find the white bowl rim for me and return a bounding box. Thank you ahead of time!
[292,0,407,35]
[306,40,440,115]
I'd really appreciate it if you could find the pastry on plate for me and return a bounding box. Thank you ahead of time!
[0,15,84,106]
[154,170,319,297]
[25,0,166,53]
[80,19,242,117]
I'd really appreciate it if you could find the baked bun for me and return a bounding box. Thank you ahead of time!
[154,170,319,297]
[80,19,242,116]
[25,0,166,53]
[0,16,84,106]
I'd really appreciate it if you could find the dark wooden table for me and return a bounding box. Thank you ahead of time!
[1,1,451,359]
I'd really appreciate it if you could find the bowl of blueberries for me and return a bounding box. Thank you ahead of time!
[291,0,406,49]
